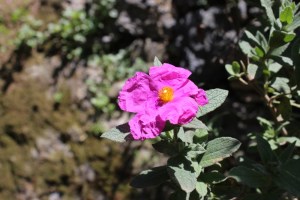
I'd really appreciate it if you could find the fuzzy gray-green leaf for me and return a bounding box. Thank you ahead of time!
[199,137,241,167]
[154,56,163,66]
[225,64,235,76]
[168,156,197,193]
[196,182,207,198]
[197,89,228,117]
[183,118,208,130]
[101,123,131,142]
[239,40,254,56]
[287,13,300,31]
[277,136,300,147]
[247,63,259,80]
[270,77,290,94]
[260,0,276,23]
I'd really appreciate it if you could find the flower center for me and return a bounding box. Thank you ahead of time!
[158,86,174,103]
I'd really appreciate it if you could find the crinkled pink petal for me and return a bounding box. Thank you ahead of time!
[149,63,192,90]
[158,97,198,125]
[118,72,157,113]
[129,112,165,140]
[174,80,199,98]
[194,89,208,106]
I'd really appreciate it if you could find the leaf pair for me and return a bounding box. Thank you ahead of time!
[130,137,241,195]
[229,135,300,197]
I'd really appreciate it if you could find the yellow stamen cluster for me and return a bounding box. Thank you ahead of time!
[158,86,174,103]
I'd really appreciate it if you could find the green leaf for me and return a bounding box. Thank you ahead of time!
[243,31,265,55]
[239,157,270,176]
[130,166,169,188]
[254,46,265,58]
[193,129,208,144]
[228,166,269,187]
[152,140,178,156]
[247,63,260,80]
[283,32,296,42]
[257,116,273,127]
[277,96,292,120]
[153,56,163,66]
[268,62,282,73]
[183,118,208,130]
[256,135,277,164]
[225,61,241,76]
[178,128,194,144]
[244,30,260,47]
[270,43,289,56]
[277,136,300,147]
[274,169,300,196]
[256,31,268,51]
[185,143,206,159]
[270,30,295,50]
[270,77,290,93]
[168,156,197,193]
[197,89,228,117]
[225,64,235,76]
[195,182,207,198]
[287,12,300,31]
[270,55,293,67]
[280,6,293,24]
[191,161,202,177]
[199,137,241,168]
[275,121,289,134]
[101,123,132,142]
[278,142,296,164]
[232,61,241,73]
[260,0,276,24]
[199,171,227,184]
[281,159,300,178]
[239,40,254,57]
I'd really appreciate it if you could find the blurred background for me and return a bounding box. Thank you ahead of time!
[0,0,279,199]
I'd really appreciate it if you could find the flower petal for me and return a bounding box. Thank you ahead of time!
[118,72,157,113]
[158,97,198,125]
[129,112,165,140]
[194,89,208,106]
[175,80,199,98]
[149,63,192,90]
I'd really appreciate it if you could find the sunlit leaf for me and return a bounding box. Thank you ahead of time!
[270,77,290,93]
[247,63,260,80]
[183,118,208,130]
[199,137,241,167]
[168,156,197,193]
[280,6,293,24]
[154,56,163,66]
[260,0,276,23]
[197,89,228,117]
[101,123,132,142]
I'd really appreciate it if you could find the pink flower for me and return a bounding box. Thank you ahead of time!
[118,63,208,140]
